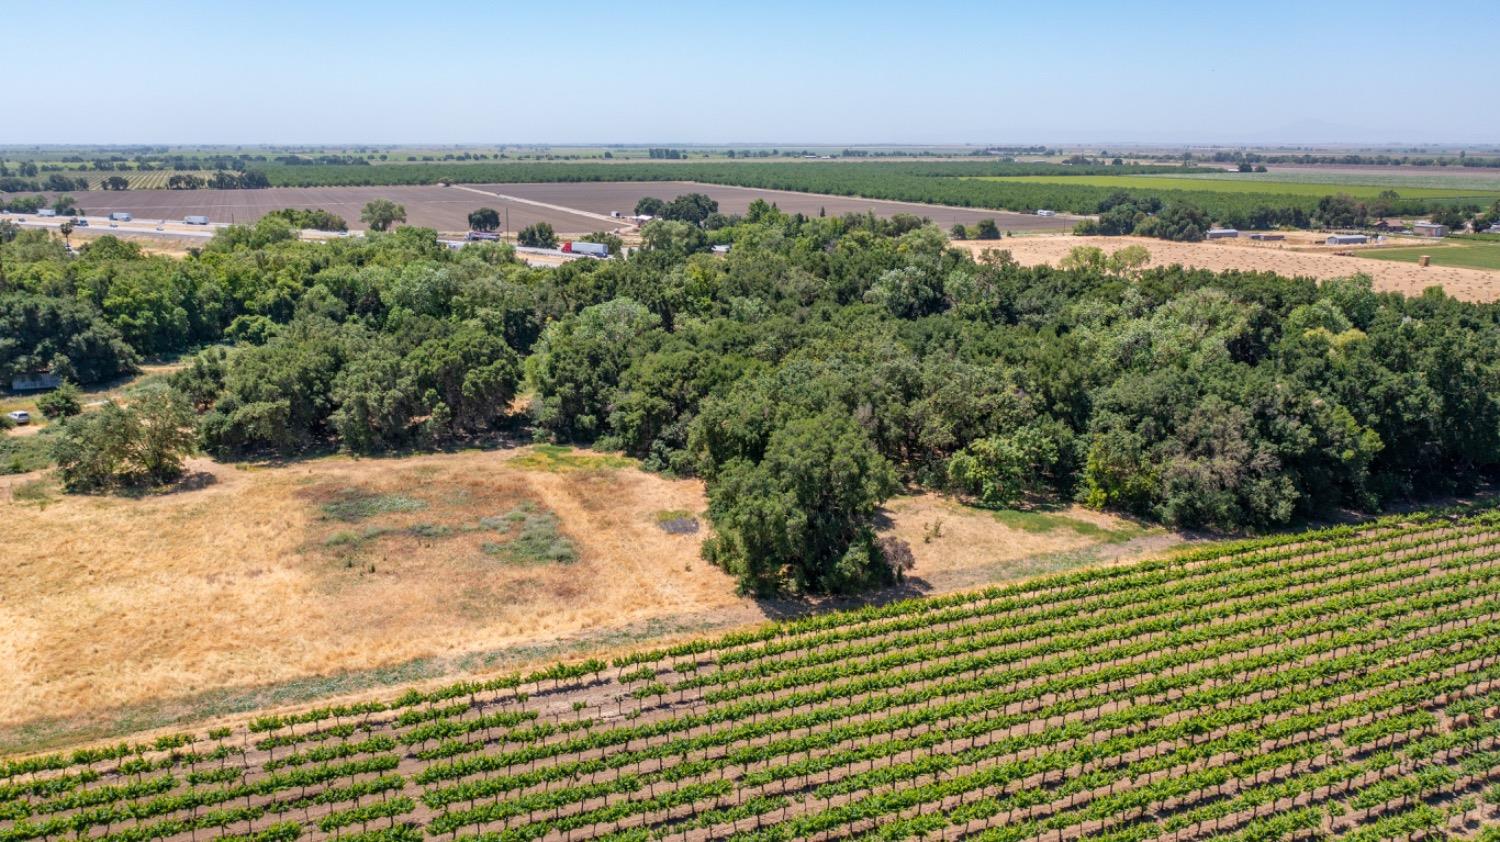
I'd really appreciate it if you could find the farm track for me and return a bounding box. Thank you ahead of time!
[3,510,1499,842]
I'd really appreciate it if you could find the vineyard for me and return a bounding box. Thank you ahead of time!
[4,171,213,191]
[5,508,1500,842]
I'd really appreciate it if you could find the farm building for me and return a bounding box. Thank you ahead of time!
[1248,233,1286,241]
[1326,234,1369,245]
[10,371,61,392]
[1412,222,1448,237]
[1206,228,1239,239]
[1371,219,1406,232]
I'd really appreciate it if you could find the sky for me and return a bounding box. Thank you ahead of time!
[6,0,1498,147]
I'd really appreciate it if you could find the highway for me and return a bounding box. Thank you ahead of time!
[1,212,224,241]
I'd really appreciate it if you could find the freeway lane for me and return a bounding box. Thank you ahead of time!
[1,212,223,240]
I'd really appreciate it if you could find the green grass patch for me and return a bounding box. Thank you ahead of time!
[1360,241,1500,271]
[481,502,578,564]
[511,444,634,473]
[968,174,1500,201]
[990,508,1142,542]
[0,429,56,475]
[320,490,427,522]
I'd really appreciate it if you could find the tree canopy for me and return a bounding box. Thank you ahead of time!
[5,206,1500,594]
[360,199,407,232]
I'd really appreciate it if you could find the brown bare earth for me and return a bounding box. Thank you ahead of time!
[0,447,1160,752]
[475,181,1078,231]
[38,186,609,234]
[38,182,1077,234]
[973,234,1500,302]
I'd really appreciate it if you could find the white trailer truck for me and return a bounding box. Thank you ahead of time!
[560,241,610,258]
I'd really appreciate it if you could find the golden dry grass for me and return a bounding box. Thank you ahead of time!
[969,235,1500,302]
[0,449,1173,751]
[0,449,736,728]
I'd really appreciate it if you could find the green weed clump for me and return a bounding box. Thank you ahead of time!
[482,502,578,564]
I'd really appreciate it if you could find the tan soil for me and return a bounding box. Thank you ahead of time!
[964,234,1500,302]
[0,450,1147,735]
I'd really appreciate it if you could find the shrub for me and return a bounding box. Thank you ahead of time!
[51,396,196,492]
[36,381,82,419]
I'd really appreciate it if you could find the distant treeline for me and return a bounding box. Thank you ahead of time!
[1197,151,1500,169]
[257,159,1201,189]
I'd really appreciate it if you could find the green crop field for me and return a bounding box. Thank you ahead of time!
[1156,169,1500,192]
[1362,239,1500,270]
[4,508,1500,842]
[971,174,1500,201]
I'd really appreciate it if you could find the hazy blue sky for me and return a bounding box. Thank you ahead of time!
[7,0,1497,145]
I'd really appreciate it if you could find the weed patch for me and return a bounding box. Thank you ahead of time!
[512,445,633,473]
[482,502,578,564]
[991,508,1141,541]
[320,489,426,522]
[9,478,56,505]
[655,509,699,535]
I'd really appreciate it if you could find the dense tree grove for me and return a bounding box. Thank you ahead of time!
[3,208,1499,593]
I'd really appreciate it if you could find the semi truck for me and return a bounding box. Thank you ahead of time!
[184,215,210,225]
[560,241,609,258]
[110,212,133,222]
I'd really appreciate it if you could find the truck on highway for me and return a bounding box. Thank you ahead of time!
[465,231,500,242]
[37,208,56,217]
[560,241,609,258]
[110,212,133,222]
[184,215,210,225]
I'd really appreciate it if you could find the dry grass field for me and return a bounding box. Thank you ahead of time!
[0,446,1162,754]
[973,234,1500,302]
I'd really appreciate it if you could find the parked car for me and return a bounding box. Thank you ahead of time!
[5,410,31,426]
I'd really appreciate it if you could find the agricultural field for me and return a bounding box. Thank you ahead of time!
[18,183,1074,233]
[1361,239,1500,271]
[971,174,1500,201]
[242,160,1489,227]
[22,187,613,234]
[1153,167,1500,192]
[470,182,1071,231]
[2,508,1498,842]
[0,171,214,191]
